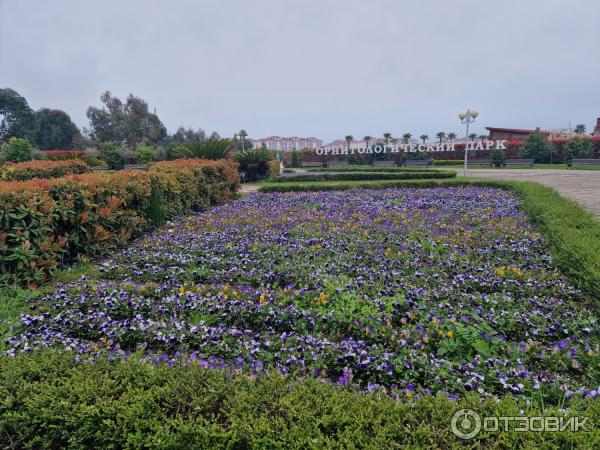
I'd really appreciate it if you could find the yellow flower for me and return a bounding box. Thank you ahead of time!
[405,390,413,398]
[178,286,185,294]
[587,350,594,357]
[447,331,454,338]
[259,294,266,305]
[319,292,328,305]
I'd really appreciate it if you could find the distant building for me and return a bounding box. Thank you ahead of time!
[486,127,549,141]
[486,126,580,141]
[323,137,417,149]
[593,118,600,137]
[250,136,322,151]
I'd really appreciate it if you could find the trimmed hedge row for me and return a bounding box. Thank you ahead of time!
[259,178,600,301]
[0,159,239,287]
[270,171,456,182]
[0,351,597,449]
[305,165,439,173]
[0,159,91,181]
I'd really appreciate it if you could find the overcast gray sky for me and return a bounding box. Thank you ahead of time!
[1,0,599,142]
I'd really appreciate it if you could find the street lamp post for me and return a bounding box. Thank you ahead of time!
[458,109,479,176]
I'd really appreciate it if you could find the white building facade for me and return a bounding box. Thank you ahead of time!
[250,136,322,151]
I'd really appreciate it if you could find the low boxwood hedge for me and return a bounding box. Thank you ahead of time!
[0,351,597,449]
[305,165,440,173]
[269,171,456,182]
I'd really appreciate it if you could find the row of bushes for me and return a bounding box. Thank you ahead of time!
[270,171,456,183]
[305,165,437,173]
[259,178,600,300]
[0,159,239,287]
[0,351,596,449]
[0,159,91,181]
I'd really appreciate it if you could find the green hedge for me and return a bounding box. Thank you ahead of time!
[269,171,456,182]
[259,178,600,301]
[0,352,597,449]
[305,165,439,173]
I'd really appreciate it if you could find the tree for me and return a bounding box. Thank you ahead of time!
[0,137,39,162]
[33,108,80,149]
[136,144,156,164]
[566,136,592,160]
[402,133,412,144]
[172,139,234,160]
[522,132,551,163]
[435,132,446,144]
[383,133,392,145]
[478,134,488,140]
[86,91,167,147]
[469,133,477,141]
[344,135,353,152]
[99,141,126,169]
[171,126,206,143]
[290,150,300,168]
[419,134,428,144]
[447,132,456,142]
[0,88,35,143]
[574,124,586,136]
[363,135,372,148]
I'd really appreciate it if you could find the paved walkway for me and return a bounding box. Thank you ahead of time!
[465,169,600,219]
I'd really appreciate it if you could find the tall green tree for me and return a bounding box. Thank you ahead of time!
[171,126,206,143]
[86,91,167,147]
[33,108,80,149]
[447,132,456,141]
[435,132,446,144]
[402,133,412,144]
[468,133,477,141]
[566,136,592,159]
[383,133,392,145]
[419,134,428,144]
[574,124,586,135]
[363,135,372,148]
[0,88,35,143]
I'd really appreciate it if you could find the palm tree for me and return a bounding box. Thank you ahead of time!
[402,133,412,144]
[478,134,488,140]
[383,132,392,145]
[469,133,477,141]
[238,129,248,151]
[447,132,456,142]
[436,132,446,144]
[172,139,234,160]
[345,135,353,154]
[420,134,428,144]
[575,124,586,135]
[363,135,372,148]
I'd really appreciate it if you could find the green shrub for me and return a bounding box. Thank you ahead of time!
[489,148,506,167]
[136,143,156,164]
[269,171,456,182]
[0,137,39,163]
[306,165,438,173]
[290,150,300,168]
[99,141,125,170]
[171,139,234,160]
[433,159,462,166]
[566,136,593,160]
[0,351,597,449]
[522,132,551,163]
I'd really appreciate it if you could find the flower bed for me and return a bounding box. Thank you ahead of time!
[7,187,599,403]
[0,159,239,287]
[0,159,91,181]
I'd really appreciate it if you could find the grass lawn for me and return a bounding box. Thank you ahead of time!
[1,181,599,448]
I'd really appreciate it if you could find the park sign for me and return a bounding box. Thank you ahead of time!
[314,140,507,156]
